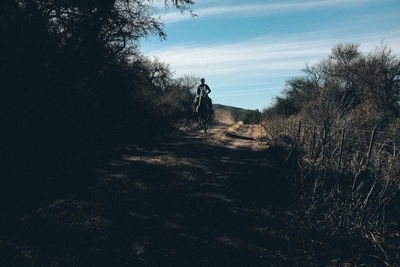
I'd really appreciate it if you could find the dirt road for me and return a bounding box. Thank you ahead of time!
[2,116,397,266]
[1,120,301,266]
[98,121,299,265]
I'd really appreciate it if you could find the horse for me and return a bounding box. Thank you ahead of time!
[195,91,212,133]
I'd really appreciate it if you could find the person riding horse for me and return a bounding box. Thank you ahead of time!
[193,78,213,114]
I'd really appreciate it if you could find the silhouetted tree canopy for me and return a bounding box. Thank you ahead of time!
[0,0,196,171]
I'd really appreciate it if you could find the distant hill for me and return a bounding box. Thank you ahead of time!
[213,104,261,124]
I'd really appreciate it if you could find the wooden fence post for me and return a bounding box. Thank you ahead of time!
[322,128,327,161]
[297,121,302,145]
[285,121,301,161]
[311,125,316,157]
[302,125,308,145]
[366,128,376,167]
[337,127,346,172]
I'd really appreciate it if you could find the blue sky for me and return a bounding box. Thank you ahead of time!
[141,0,400,110]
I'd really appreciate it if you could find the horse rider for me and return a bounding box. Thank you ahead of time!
[193,78,214,114]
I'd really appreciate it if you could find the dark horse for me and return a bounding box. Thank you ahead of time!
[195,92,212,133]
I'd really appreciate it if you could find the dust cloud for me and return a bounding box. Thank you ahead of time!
[213,109,235,125]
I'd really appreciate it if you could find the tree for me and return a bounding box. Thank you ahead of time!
[0,0,196,168]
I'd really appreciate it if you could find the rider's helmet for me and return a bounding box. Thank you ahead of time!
[200,78,205,83]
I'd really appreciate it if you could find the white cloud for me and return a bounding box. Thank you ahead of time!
[144,30,400,81]
[163,0,383,23]
[143,28,400,109]
[151,0,232,11]
[213,87,281,98]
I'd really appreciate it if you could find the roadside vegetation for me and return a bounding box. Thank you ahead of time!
[1,0,197,193]
[262,43,400,265]
[0,0,199,251]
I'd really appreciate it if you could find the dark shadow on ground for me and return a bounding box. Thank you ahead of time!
[0,130,297,266]
[225,132,255,141]
[0,130,387,266]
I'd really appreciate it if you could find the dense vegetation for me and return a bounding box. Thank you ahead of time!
[0,0,200,239]
[265,43,400,131]
[0,0,196,172]
[262,44,400,265]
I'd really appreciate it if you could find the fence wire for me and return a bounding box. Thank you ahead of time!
[263,120,400,173]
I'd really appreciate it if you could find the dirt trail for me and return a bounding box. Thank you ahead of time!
[216,122,264,150]
[2,118,396,266]
[102,121,294,265]
[1,120,299,266]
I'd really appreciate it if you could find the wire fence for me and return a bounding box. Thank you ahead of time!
[263,119,400,173]
[261,119,400,245]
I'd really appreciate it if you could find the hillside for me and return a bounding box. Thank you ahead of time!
[213,104,261,124]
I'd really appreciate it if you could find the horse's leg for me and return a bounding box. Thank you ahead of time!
[197,111,202,125]
[204,113,209,133]
[199,110,204,133]
[206,114,209,133]
[199,105,205,127]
